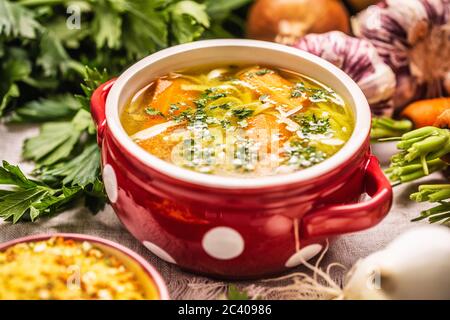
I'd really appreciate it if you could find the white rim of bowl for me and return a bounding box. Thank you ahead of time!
[106,39,371,189]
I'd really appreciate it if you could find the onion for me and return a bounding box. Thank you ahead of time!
[295,31,397,115]
[246,0,351,45]
[236,225,450,300]
[352,0,450,109]
[343,225,450,299]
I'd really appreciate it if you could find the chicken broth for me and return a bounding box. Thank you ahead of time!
[121,64,354,177]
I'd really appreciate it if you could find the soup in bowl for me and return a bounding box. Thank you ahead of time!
[92,40,392,278]
[121,64,354,177]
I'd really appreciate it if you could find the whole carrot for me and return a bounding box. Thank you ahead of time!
[401,97,450,128]
[371,97,450,139]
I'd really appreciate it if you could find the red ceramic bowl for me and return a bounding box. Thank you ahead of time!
[91,40,393,278]
[0,233,169,299]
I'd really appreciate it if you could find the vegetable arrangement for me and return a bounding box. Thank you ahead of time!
[225,226,450,300]
[0,0,251,222]
[274,0,450,225]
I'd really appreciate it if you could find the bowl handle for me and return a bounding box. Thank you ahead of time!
[301,155,393,239]
[90,79,116,145]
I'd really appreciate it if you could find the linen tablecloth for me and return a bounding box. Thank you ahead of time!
[0,122,443,299]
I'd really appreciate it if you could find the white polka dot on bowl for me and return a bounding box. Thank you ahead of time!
[143,241,177,264]
[103,164,118,203]
[202,227,244,260]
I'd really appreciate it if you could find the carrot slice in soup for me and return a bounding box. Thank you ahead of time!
[247,113,290,153]
[239,67,307,111]
[149,78,197,115]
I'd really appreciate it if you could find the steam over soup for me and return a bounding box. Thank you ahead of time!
[121,65,354,177]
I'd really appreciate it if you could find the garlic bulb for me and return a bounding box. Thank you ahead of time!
[352,0,450,109]
[343,225,450,300]
[295,31,397,116]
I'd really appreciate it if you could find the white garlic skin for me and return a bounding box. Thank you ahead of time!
[343,225,450,300]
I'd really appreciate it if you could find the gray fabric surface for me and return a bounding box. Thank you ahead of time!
[0,122,444,299]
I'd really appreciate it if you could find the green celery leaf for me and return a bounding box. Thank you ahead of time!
[37,30,83,77]
[227,285,249,300]
[38,142,101,187]
[169,0,210,44]
[23,109,93,166]
[84,178,107,213]
[0,0,41,38]
[31,186,82,218]
[0,47,32,115]
[0,160,38,189]
[76,67,110,111]
[91,1,123,49]
[0,160,87,223]
[0,187,48,223]
[205,0,252,19]
[121,8,167,58]
[10,94,81,123]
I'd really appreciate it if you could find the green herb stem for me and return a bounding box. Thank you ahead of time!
[371,117,413,140]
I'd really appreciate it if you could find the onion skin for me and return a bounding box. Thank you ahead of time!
[246,0,350,45]
[352,0,450,109]
[295,31,396,116]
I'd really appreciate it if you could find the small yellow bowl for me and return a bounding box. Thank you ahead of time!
[0,233,169,300]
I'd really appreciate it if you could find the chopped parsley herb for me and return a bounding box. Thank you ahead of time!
[284,140,327,168]
[169,104,179,114]
[291,82,306,98]
[172,108,194,122]
[232,108,254,120]
[220,119,231,128]
[291,82,334,102]
[209,103,231,111]
[194,88,227,109]
[145,107,165,117]
[246,68,275,78]
[294,114,331,136]
[254,69,273,76]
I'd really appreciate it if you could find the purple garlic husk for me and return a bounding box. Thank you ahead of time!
[294,31,397,116]
[352,0,450,110]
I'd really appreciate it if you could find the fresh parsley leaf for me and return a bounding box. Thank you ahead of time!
[0,47,32,115]
[169,1,210,44]
[76,67,110,111]
[37,30,82,77]
[0,188,48,223]
[0,0,41,38]
[10,94,81,123]
[38,142,101,187]
[91,1,123,49]
[84,178,107,213]
[227,285,249,300]
[0,161,37,189]
[23,109,93,166]
[0,161,83,223]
